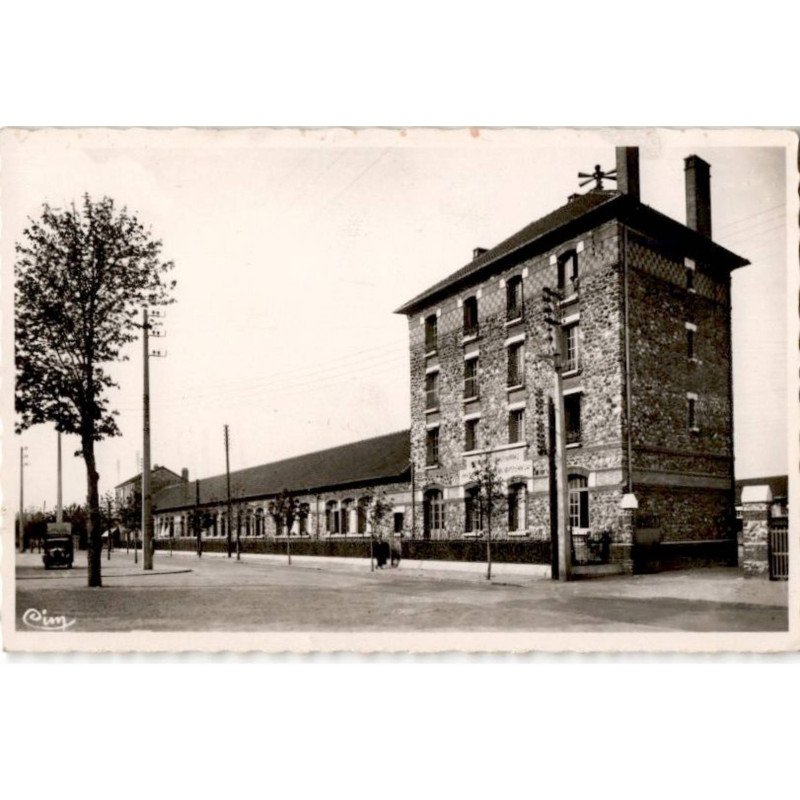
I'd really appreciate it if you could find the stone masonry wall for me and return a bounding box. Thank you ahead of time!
[408,218,626,541]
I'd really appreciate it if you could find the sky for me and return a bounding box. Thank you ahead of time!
[1,128,792,512]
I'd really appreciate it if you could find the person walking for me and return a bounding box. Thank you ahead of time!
[390,536,402,568]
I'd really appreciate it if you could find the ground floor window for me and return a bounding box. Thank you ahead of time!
[299,503,310,535]
[393,512,404,534]
[423,489,445,538]
[508,483,527,532]
[464,487,483,534]
[326,501,339,534]
[357,497,370,534]
[568,475,589,530]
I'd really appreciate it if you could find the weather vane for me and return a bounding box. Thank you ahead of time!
[578,164,618,191]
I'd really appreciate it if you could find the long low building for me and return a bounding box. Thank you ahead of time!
[153,430,414,540]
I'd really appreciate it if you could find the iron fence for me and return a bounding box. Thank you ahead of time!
[768,517,788,581]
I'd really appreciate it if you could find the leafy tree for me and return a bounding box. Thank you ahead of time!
[15,195,175,586]
[469,453,507,580]
[269,489,308,565]
[367,489,393,572]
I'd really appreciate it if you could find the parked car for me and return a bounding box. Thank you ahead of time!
[43,531,74,569]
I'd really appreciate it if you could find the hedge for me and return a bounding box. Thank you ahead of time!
[154,536,552,564]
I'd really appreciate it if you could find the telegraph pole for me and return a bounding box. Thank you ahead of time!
[542,286,572,581]
[142,308,154,569]
[56,432,63,524]
[19,446,28,551]
[224,424,232,558]
[141,308,167,570]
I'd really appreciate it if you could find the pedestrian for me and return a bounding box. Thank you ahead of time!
[390,536,401,568]
[376,536,388,569]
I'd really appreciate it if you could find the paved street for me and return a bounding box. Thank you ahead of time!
[15,549,788,633]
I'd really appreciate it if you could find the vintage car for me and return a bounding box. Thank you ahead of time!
[43,531,74,569]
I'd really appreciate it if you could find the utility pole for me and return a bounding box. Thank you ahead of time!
[56,432,63,524]
[195,479,202,558]
[107,495,113,560]
[224,424,232,558]
[542,286,572,581]
[19,446,28,551]
[141,308,167,571]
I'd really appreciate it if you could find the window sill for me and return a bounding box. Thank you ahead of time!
[505,315,524,326]
[462,333,479,344]
[507,384,525,392]
[565,442,581,449]
[687,288,697,294]
[559,293,578,306]
[463,532,484,539]
[689,427,701,434]
[425,407,439,414]
[688,357,702,366]
[562,368,581,378]
[425,349,438,358]
[461,448,483,457]
[507,530,530,537]
[424,464,440,470]
[463,395,479,403]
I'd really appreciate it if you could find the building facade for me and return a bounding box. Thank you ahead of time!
[152,431,412,542]
[396,148,747,570]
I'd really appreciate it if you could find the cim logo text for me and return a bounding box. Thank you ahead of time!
[22,608,76,632]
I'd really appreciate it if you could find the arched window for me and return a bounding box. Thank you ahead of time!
[326,500,339,534]
[464,486,483,534]
[423,489,445,539]
[357,497,370,534]
[255,508,264,536]
[568,475,589,531]
[298,503,310,536]
[508,483,527,533]
[341,499,354,535]
[245,511,252,537]
[463,296,479,338]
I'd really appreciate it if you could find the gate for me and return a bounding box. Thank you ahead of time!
[768,517,788,581]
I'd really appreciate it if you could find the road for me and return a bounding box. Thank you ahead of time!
[14,549,788,633]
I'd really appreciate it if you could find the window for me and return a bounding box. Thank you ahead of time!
[563,323,579,373]
[326,500,339,534]
[557,250,579,292]
[464,357,479,399]
[568,475,589,530]
[686,267,694,292]
[686,324,696,360]
[299,503,310,535]
[507,342,524,387]
[509,408,525,444]
[564,393,581,445]
[508,483,527,533]
[463,296,479,338]
[393,512,404,534]
[357,497,370,534]
[687,395,698,431]
[341,499,353,535]
[424,314,438,353]
[255,508,264,536]
[426,427,440,466]
[506,275,523,321]
[464,418,479,452]
[464,487,483,534]
[425,371,439,410]
[423,489,445,538]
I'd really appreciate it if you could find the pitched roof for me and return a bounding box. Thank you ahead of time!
[115,465,182,489]
[396,190,749,315]
[735,475,788,503]
[153,430,411,511]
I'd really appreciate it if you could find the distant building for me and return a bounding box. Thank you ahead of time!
[396,147,748,570]
[115,465,184,511]
[152,431,411,540]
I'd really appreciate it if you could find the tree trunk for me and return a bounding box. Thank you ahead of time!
[83,435,103,588]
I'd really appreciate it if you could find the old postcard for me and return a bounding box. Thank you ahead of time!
[1,127,796,652]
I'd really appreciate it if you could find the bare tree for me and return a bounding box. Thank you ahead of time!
[469,453,507,580]
[269,489,307,565]
[15,195,175,586]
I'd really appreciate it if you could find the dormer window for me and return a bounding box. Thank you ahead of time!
[463,296,479,338]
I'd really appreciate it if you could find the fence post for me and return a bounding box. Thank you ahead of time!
[741,485,771,577]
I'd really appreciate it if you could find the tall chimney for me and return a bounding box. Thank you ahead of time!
[473,247,488,260]
[181,468,189,483]
[615,146,640,199]
[684,155,712,237]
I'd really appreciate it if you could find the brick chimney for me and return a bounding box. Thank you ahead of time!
[615,146,640,199]
[473,247,488,260]
[181,468,189,482]
[684,154,712,237]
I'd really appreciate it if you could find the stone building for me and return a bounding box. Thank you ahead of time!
[396,147,748,571]
[151,431,412,542]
